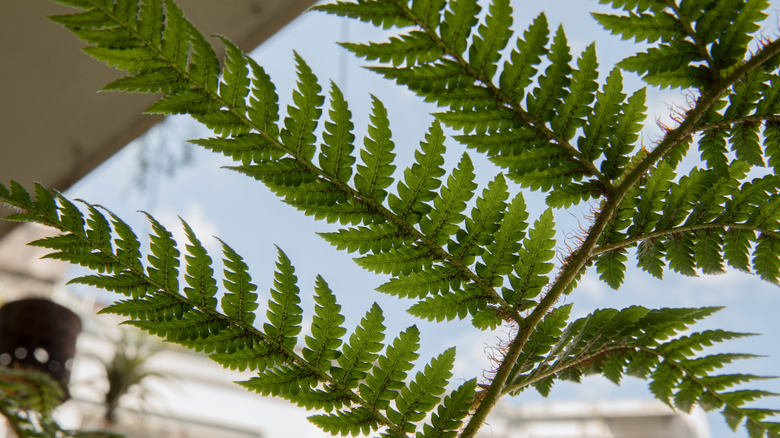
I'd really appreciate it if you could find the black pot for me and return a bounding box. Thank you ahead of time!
[0,298,82,396]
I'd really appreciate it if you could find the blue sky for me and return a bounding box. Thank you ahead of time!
[65,1,780,437]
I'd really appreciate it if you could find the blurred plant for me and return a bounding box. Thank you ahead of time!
[0,366,120,438]
[86,329,167,427]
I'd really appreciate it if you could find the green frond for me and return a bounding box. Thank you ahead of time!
[592,10,685,44]
[440,0,480,55]
[102,67,187,94]
[192,110,250,137]
[308,407,378,436]
[239,365,317,397]
[98,292,183,322]
[474,193,530,289]
[375,265,464,299]
[596,248,628,289]
[341,31,442,67]
[146,89,217,115]
[319,223,411,255]
[505,304,780,437]
[367,61,489,111]
[710,0,770,70]
[600,87,646,180]
[435,108,514,136]
[181,219,218,310]
[185,14,219,92]
[319,82,357,182]
[128,306,216,343]
[218,239,259,324]
[160,0,191,70]
[617,42,707,90]
[505,208,556,304]
[247,56,281,139]
[498,13,549,103]
[415,378,477,438]
[449,174,510,262]
[753,234,780,284]
[81,46,165,72]
[468,0,513,79]
[418,153,477,246]
[264,248,303,350]
[138,0,164,49]
[280,388,352,412]
[355,96,397,203]
[333,303,386,389]
[386,347,455,433]
[551,43,599,140]
[312,0,414,29]
[190,133,278,166]
[144,213,180,293]
[526,25,572,123]
[9,1,780,436]
[578,67,626,160]
[636,238,666,279]
[360,326,420,410]
[229,158,316,187]
[407,287,490,328]
[629,163,675,236]
[411,0,446,30]
[216,36,251,114]
[355,246,434,276]
[303,276,347,372]
[281,53,324,161]
[209,342,271,372]
[69,271,150,299]
[287,198,385,225]
[387,121,446,225]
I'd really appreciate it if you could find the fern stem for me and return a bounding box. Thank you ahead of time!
[590,223,780,257]
[694,114,780,133]
[387,0,616,197]
[461,35,780,438]
[501,344,631,395]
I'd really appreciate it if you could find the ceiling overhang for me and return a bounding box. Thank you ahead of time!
[0,0,316,241]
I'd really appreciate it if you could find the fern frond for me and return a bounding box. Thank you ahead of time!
[387,121,447,225]
[440,0,480,55]
[342,31,442,67]
[415,378,477,438]
[0,182,468,437]
[360,325,421,410]
[498,12,549,103]
[281,53,324,161]
[311,0,414,29]
[264,248,304,350]
[467,0,513,79]
[181,219,218,310]
[303,275,347,372]
[355,96,397,203]
[218,239,259,324]
[319,82,357,182]
[526,25,572,123]
[418,153,477,246]
[504,305,779,436]
[375,265,464,299]
[505,208,556,305]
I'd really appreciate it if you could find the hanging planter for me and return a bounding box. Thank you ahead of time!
[0,298,81,398]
